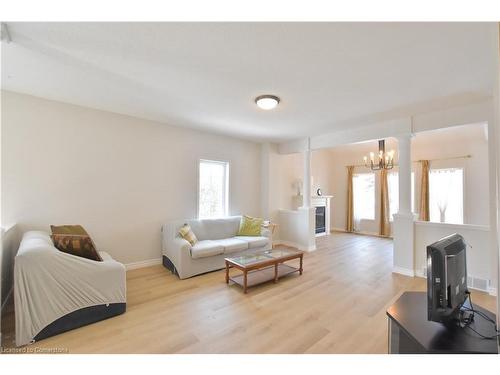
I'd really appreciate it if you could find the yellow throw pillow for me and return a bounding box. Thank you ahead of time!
[237,215,263,236]
[179,224,198,246]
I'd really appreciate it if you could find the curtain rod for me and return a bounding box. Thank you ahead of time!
[346,154,472,168]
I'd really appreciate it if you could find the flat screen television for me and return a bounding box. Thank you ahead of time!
[427,233,468,324]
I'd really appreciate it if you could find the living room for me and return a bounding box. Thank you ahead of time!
[1,2,500,373]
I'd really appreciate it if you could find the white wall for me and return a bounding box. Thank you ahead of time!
[412,124,490,226]
[264,144,300,241]
[414,222,492,293]
[328,124,490,233]
[279,99,493,154]
[278,208,316,251]
[277,98,498,297]
[266,147,333,240]
[1,91,262,265]
[329,139,399,234]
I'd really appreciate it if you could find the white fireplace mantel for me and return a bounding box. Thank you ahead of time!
[292,195,333,236]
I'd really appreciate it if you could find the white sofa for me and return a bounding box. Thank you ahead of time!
[14,231,126,346]
[161,216,272,279]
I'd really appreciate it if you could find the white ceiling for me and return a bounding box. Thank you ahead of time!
[1,22,496,142]
[327,122,488,154]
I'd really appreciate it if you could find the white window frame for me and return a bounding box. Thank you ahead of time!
[197,159,230,219]
[428,167,465,225]
[353,172,376,221]
[387,170,416,222]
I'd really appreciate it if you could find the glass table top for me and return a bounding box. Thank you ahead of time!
[226,248,301,266]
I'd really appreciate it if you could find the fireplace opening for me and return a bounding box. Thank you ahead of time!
[315,206,326,234]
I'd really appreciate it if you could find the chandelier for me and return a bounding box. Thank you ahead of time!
[363,139,395,170]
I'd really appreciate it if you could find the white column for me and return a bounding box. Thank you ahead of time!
[393,133,416,276]
[397,135,412,214]
[298,137,316,251]
[301,138,312,208]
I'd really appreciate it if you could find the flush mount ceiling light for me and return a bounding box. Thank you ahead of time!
[255,95,280,110]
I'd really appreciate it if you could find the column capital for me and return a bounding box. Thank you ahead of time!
[303,136,311,152]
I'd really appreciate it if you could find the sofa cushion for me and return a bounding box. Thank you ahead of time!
[191,240,224,259]
[215,238,249,254]
[234,236,269,249]
[187,216,241,241]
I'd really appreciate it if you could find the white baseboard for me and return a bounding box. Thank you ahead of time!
[392,266,415,277]
[331,227,391,239]
[125,258,162,270]
[330,227,345,232]
[273,240,299,249]
[331,227,357,234]
[273,240,315,252]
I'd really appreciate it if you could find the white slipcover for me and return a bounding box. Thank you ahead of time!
[234,236,270,249]
[162,216,272,279]
[214,238,248,254]
[14,231,126,346]
[191,240,224,259]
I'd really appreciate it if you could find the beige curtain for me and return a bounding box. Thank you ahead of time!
[346,166,355,232]
[379,169,390,236]
[419,160,430,221]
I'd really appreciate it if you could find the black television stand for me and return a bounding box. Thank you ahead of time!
[386,292,498,354]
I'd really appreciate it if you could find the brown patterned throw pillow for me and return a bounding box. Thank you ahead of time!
[50,225,103,261]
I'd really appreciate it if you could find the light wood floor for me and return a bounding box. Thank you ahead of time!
[1,232,496,353]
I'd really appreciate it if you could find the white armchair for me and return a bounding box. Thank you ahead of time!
[14,231,126,346]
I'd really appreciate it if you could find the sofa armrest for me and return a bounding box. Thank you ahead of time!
[16,249,126,294]
[161,223,192,276]
[14,246,126,346]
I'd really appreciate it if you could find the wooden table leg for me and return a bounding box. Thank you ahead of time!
[225,261,229,284]
[299,255,303,275]
[243,270,248,293]
[274,263,279,283]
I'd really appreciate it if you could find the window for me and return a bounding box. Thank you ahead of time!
[198,159,229,219]
[388,172,398,221]
[353,173,375,221]
[429,168,463,224]
[388,172,415,221]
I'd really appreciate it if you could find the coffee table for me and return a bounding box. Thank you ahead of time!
[224,247,303,293]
